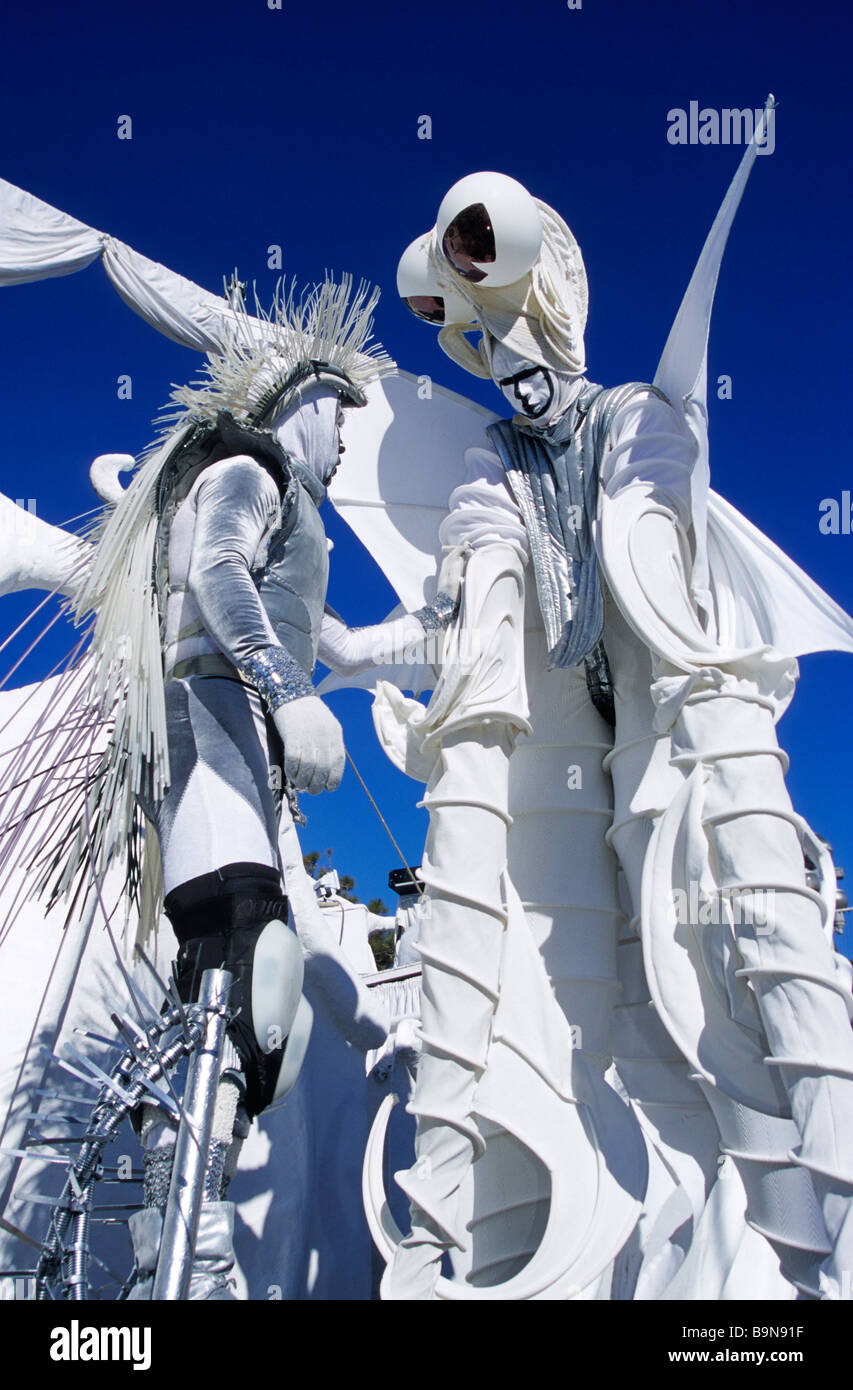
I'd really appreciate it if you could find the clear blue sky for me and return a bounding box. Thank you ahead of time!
[1,0,851,946]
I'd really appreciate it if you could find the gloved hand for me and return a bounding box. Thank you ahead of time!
[436,542,471,604]
[272,695,345,794]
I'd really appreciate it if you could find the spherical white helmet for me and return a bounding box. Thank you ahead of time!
[435,172,543,288]
[397,232,478,326]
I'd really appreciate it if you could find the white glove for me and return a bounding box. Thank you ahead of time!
[436,542,471,604]
[272,695,346,795]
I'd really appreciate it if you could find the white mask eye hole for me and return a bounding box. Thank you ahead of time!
[396,232,478,326]
[435,173,543,288]
[403,293,446,324]
[442,203,495,283]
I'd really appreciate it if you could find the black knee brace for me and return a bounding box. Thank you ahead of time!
[164,862,291,1119]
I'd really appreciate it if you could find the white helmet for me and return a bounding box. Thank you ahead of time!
[435,172,543,288]
[397,232,478,326]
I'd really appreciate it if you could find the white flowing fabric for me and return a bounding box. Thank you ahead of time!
[0,177,233,353]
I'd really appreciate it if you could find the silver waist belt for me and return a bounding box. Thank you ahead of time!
[166,653,242,683]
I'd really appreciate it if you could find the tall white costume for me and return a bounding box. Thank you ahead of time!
[347,112,853,1301]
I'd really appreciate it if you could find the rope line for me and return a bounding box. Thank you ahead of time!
[344,750,424,897]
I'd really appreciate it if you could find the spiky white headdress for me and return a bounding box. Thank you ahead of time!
[161,274,395,432]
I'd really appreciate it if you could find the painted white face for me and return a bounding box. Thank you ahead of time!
[490,341,584,427]
[490,342,555,421]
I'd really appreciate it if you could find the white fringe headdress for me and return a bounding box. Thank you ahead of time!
[430,199,589,380]
[49,273,393,919]
[163,275,395,428]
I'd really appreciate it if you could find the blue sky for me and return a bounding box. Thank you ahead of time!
[1,0,851,945]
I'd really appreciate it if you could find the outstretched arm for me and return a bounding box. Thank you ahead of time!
[318,444,526,679]
[317,544,469,677]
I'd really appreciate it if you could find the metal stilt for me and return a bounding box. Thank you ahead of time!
[151,969,233,1301]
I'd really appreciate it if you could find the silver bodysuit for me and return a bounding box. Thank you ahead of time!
[147,451,327,895]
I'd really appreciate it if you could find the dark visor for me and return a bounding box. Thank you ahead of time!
[441,202,496,282]
[403,294,446,324]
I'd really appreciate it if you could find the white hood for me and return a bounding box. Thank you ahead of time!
[271,382,342,485]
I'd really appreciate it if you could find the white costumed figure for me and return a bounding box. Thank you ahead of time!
[0,259,430,1295]
[340,104,853,1302]
[83,284,400,1298]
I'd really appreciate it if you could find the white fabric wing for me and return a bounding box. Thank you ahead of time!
[706,490,853,656]
[329,371,500,612]
[653,98,775,607]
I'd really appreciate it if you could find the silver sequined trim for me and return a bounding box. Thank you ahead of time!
[238,645,313,713]
[413,593,457,633]
[203,1139,232,1202]
[143,1147,175,1209]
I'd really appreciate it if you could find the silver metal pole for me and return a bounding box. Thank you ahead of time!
[151,968,233,1301]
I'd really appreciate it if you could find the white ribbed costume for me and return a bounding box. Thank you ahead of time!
[342,368,853,1302]
[445,392,853,1297]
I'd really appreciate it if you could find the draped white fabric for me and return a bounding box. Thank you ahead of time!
[0,179,103,282]
[0,176,232,353]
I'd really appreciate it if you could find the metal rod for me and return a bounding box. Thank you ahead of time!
[151,969,232,1302]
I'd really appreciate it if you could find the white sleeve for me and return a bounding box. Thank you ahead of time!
[187,455,283,668]
[317,607,428,677]
[438,446,529,563]
[599,390,696,531]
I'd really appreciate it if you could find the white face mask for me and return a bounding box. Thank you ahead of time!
[269,383,343,484]
[490,342,585,428]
